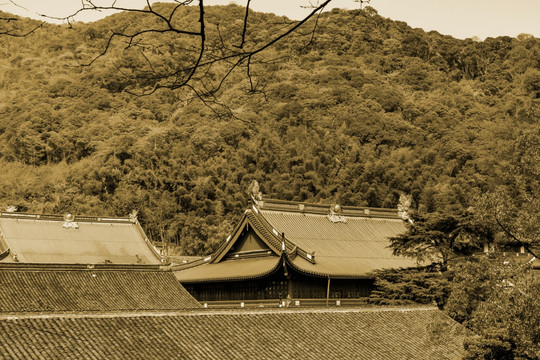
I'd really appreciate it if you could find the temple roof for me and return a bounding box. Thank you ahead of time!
[176,256,281,283]
[175,198,417,281]
[0,212,162,265]
[0,307,465,359]
[0,263,201,313]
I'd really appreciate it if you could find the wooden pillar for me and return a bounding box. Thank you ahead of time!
[287,276,293,300]
[326,277,331,306]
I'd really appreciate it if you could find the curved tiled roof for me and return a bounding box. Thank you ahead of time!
[0,307,465,359]
[0,266,200,313]
[175,256,281,283]
[0,213,162,265]
[175,199,418,281]
[260,210,418,277]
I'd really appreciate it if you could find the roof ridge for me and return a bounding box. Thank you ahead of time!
[0,263,164,271]
[247,209,316,264]
[314,256,409,259]
[0,212,135,223]
[255,198,402,219]
[0,305,440,320]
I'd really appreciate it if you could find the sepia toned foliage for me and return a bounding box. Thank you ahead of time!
[44,0,333,102]
[447,257,540,360]
[1,5,539,356]
[474,129,540,258]
[0,5,539,258]
[370,256,539,359]
[388,211,492,270]
[368,264,450,307]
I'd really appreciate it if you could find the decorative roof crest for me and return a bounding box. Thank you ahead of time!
[328,204,347,223]
[62,214,79,229]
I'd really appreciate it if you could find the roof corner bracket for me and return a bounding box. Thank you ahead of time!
[287,245,298,260]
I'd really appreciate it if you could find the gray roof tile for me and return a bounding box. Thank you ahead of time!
[0,213,161,265]
[0,267,200,312]
[0,307,465,359]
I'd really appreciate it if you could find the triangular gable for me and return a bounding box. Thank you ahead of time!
[229,228,271,254]
[213,211,281,263]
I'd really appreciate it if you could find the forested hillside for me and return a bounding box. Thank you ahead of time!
[0,4,539,255]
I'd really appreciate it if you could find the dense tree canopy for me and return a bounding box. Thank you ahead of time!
[2,4,540,357]
[448,257,540,360]
[389,211,492,269]
[0,4,539,258]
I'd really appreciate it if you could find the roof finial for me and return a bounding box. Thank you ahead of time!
[397,194,413,223]
[247,180,263,204]
[6,205,17,213]
[129,210,139,223]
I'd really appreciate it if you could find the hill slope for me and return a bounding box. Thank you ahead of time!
[0,5,538,255]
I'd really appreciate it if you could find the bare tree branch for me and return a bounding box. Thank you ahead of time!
[299,4,325,51]
[234,0,251,49]
[6,0,335,109]
[0,19,42,37]
[0,0,43,37]
[244,0,331,57]
[184,0,332,96]
[7,0,28,12]
[172,0,206,90]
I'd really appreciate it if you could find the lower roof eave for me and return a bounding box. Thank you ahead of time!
[175,256,283,284]
[285,257,420,279]
[178,272,279,284]
[286,259,375,279]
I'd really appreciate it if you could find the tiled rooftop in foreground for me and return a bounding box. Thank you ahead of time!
[0,264,201,313]
[0,306,465,360]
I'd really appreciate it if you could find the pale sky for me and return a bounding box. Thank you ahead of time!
[2,0,539,40]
